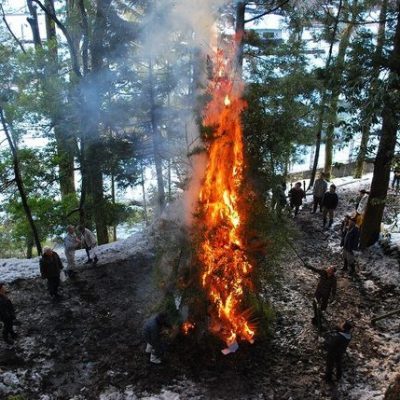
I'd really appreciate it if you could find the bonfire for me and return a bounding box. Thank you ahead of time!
[194,40,256,352]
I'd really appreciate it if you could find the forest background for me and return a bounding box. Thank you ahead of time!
[0,0,399,258]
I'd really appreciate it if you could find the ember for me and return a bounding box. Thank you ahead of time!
[182,321,196,335]
[197,41,255,348]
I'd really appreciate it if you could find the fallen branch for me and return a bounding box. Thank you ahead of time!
[371,308,400,325]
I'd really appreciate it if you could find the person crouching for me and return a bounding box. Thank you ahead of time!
[40,247,64,299]
[143,312,171,364]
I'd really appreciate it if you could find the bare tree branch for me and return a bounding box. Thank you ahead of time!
[0,4,27,54]
[244,0,290,24]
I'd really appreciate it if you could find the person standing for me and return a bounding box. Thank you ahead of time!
[40,247,64,298]
[321,184,339,227]
[64,225,80,274]
[355,190,369,226]
[309,265,337,330]
[325,320,353,383]
[312,173,328,213]
[272,183,287,216]
[288,182,306,216]
[0,283,17,345]
[343,219,360,274]
[391,162,400,190]
[77,226,98,265]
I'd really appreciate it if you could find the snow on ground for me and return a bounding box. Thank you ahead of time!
[0,226,154,283]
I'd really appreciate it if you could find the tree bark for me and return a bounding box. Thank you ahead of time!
[359,6,400,248]
[83,0,111,244]
[353,0,388,178]
[44,0,76,197]
[309,0,343,188]
[0,108,42,256]
[324,2,356,179]
[235,2,246,75]
[148,59,166,212]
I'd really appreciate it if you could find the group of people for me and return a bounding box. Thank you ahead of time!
[309,263,354,384]
[0,225,99,345]
[40,225,98,299]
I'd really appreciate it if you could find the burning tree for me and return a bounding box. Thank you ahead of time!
[190,38,261,352]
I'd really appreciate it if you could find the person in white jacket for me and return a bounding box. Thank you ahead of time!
[64,225,81,272]
[77,225,98,265]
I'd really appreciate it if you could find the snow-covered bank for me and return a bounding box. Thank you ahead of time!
[0,228,154,283]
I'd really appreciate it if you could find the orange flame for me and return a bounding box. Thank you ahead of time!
[197,44,255,346]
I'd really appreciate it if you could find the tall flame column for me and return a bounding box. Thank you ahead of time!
[198,46,255,347]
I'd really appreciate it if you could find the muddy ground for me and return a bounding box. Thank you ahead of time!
[0,185,399,399]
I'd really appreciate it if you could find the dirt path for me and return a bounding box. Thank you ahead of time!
[0,189,398,399]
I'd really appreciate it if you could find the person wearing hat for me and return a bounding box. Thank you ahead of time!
[0,282,17,344]
[342,218,360,274]
[324,320,353,383]
[40,247,64,298]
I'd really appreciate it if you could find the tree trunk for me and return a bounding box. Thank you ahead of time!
[324,5,356,179]
[353,0,388,178]
[26,0,41,47]
[111,172,117,242]
[44,0,76,197]
[0,108,42,256]
[359,7,400,248]
[309,0,343,188]
[354,123,370,178]
[141,162,149,225]
[26,237,34,259]
[84,0,111,244]
[148,59,166,212]
[235,2,246,75]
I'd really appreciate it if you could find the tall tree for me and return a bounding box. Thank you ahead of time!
[353,0,388,178]
[360,5,400,248]
[323,0,357,179]
[0,107,42,256]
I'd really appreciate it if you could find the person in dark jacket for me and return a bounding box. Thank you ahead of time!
[272,183,287,215]
[288,182,306,216]
[40,247,64,298]
[321,184,339,227]
[325,320,353,383]
[311,266,337,329]
[342,219,360,274]
[143,313,171,364]
[0,283,17,344]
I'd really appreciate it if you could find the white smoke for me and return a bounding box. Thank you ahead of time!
[136,0,232,226]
